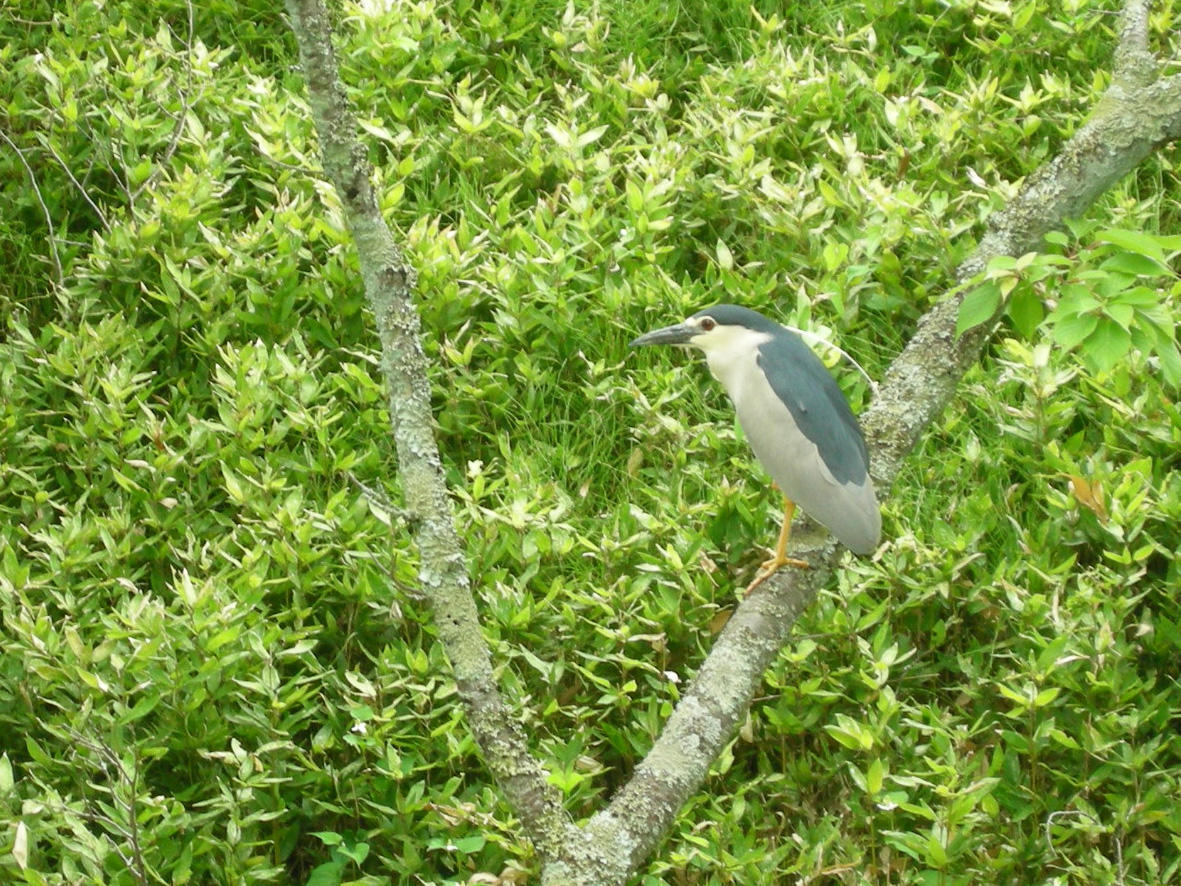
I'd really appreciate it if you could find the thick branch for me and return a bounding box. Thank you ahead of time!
[869,67,1181,484]
[282,0,572,856]
[565,548,835,883]
[1113,0,1155,84]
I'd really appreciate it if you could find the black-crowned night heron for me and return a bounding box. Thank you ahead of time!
[630,304,880,594]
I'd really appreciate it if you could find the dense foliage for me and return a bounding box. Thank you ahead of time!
[2,0,1179,883]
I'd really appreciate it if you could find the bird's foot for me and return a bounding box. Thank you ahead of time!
[743,553,809,597]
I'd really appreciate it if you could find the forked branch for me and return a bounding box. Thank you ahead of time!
[282,0,1181,882]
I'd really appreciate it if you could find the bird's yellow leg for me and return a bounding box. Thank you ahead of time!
[744,497,809,596]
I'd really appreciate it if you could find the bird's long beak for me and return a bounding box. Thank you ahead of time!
[629,322,697,348]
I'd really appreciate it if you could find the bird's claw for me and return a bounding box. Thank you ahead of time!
[743,554,810,597]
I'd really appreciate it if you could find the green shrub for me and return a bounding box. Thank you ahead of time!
[1,0,1178,883]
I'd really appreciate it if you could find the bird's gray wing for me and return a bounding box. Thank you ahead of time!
[754,333,869,485]
[736,332,879,553]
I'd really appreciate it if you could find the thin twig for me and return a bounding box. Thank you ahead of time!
[125,742,149,886]
[132,0,197,202]
[1045,809,1125,885]
[34,130,109,228]
[99,77,137,210]
[64,728,155,885]
[0,126,64,286]
[348,472,406,524]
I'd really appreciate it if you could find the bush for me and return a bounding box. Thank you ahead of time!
[1,0,1178,883]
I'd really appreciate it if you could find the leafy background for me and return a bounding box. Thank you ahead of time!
[1,0,1179,883]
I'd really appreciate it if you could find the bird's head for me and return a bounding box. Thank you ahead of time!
[629,304,780,357]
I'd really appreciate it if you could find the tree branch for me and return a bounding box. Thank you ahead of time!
[282,0,573,856]
[1113,0,1155,84]
[869,61,1181,487]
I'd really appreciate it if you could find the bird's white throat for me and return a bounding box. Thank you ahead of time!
[697,327,773,407]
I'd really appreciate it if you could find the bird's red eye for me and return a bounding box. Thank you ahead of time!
[700,317,716,331]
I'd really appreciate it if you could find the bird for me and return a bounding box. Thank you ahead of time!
[630,304,880,594]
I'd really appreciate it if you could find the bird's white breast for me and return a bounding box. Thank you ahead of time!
[700,328,774,408]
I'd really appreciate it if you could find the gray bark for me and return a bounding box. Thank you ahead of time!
[282,0,1180,882]
[284,0,576,857]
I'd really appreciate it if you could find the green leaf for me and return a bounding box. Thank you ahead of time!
[1083,319,1132,374]
[305,860,345,886]
[715,239,734,271]
[1049,311,1099,350]
[338,841,370,864]
[1034,687,1060,707]
[866,758,885,796]
[1006,288,1044,338]
[1100,252,1170,277]
[1156,341,1181,387]
[577,124,609,147]
[824,714,874,750]
[1056,283,1101,314]
[1096,228,1166,262]
[846,761,868,792]
[925,829,949,867]
[1035,634,1070,673]
[823,241,849,272]
[206,626,240,653]
[119,694,162,725]
[1115,285,1164,308]
[544,122,572,149]
[996,682,1031,709]
[625,179,644,212]
[221,464,246,503]
[12,821,27,871]
[1048,728,1082,750]
[984,254,1020,273]
[454,834,486,853]
[956,281,1002,336]
[1103,301,1134,330]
